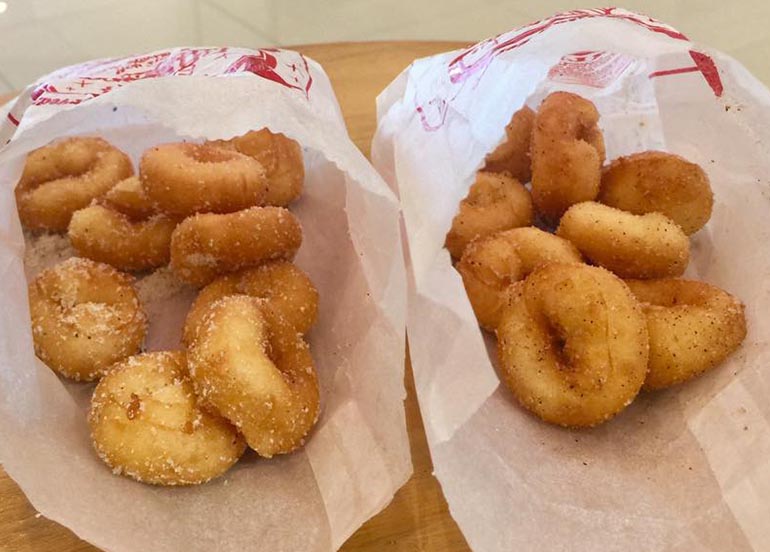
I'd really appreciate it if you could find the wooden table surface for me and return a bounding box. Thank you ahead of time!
[0,41,472,552]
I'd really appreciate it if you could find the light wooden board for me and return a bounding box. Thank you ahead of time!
[0,41,472,552]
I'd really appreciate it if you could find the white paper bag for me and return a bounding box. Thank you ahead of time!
[374,8,770,551]
[0,47,411,552]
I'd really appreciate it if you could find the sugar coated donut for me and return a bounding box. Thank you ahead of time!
[183,261,318,345]
[89,351,246,485]
[625,279,746,390]
[170,206,302,287]
[28,258,147,381]
[69,205,176,272]
[497,263,649,427]
[483,105,535,183]
[599,151,714,235]
[557,202,689,279]
[210,129,304,206]
[101,176,156,220]
[445,171,533,259]
[187,295,320,457]
[140,142,267,217]
[531,92,605,221]
[16,137,134,232]
[457,227,582,330]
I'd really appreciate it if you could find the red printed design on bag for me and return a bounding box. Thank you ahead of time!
[225,49,313,96]
[547,51,634,88]
[447,8,686,87]
[415,8,688,132]
[649,50,723,97]
[25,47,313,110]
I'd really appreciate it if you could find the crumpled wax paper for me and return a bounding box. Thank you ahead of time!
[373,8,770,551]
[0,47,411,552]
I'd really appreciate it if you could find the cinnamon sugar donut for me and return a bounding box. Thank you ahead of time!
[497,263,648,427]
[183,261,318,345]
[210,128,304,206]
[16,137,133,232]
[531,92,605,221]
[187,295,320,457]
[457,227,582,330]
[89,351,246,485]
[140,142,267,217]
[170,206,302,287]
[445,171,533,259]
[28,258,147,381]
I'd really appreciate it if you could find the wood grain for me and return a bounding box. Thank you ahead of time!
[0,41,472,552]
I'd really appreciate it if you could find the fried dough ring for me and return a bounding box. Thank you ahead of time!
[457,227,582,330]
[183,261,318,345]
[210,129,304,206]
[497,263,649,427]
[28,258,147,381]
[89,351,246,485]
[445,171,533,259]
[140,142,267,217]
[599,151,714,235]
[482,106,535,182]
[15,137,134,232]
[531,91,606,221]
[101,175,156,220]
[557,202,689,279]
[69,205,176,272]
[170,206,302,287]
[624,279,746,390]
[187,295,320,457]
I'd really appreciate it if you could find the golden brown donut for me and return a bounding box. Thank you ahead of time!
[210,129,304,206]
[170,206,302,287]
[599,151,714,235]
[187,295,320,457]
[28,258,147,381]
[482,106,535,182]
[140,142,267,217]
[101,175,156,220]
[625,278,746,390]
[89,351,246,485]
[15,137,134,232]
[68,205,176,272]
[183,261,318,345]
[497,263,649,427]
[556,201,689,279]
[445,171,533,259]
[531,92,606,221]
[457,227,582,330]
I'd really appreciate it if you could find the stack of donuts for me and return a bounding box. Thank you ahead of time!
[446,91,747,428]
[19,130,322,485]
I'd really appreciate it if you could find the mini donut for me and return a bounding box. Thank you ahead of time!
[556,202,689,279]
[482,105,535,182]
[28,258,147,381]
[183,261,318,345]
[599,151,714,235]
[187,295,320,457]
[531,91,606,221]
[457,227,582,330]
[625,279,746,390]
[15,137,134,232]
[497,263,649,427]
[101,175,156,220]
[140,142,267,217]
[89,351,246,485]
[69,205,176,272]
[445,171,533,259]
[170,206,302,287]
[210,129,304,206]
